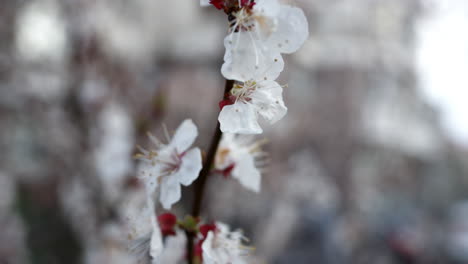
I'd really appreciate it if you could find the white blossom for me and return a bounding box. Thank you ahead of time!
[126,199,187,264]
[136,119,202,209]
[202,222,250,264]
[222,31,285,82]
[126,198,163,263]
[215,134,267,192]
[221,0,309,81]
[218,69,287,134]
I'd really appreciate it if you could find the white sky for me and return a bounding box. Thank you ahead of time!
[416,0,468,147]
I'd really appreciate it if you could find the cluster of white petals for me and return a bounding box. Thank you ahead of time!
[126,1,309,262]
[215,133,267,192]
[126,197,186,264]
[218,64,287,134]
[136,119,202,209]
[206,0,308,134]
[202,222,250,264]
[222,0,308,80]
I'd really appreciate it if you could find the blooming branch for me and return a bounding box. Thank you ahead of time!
[128,0,308,263]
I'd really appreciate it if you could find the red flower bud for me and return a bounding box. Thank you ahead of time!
[222,163,235,178]
[219,98,234,110]
[158,213,177,236]
[199,223,217,239]
[209,0,225,10]
[210,0,256,13]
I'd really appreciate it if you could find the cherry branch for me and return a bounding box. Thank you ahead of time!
[186,79,234,263]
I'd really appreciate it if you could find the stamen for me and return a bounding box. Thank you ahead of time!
[147,132,162,147]
[128,233,151,259]
[133,153,146,159]
[162,124,171,144]
[229,16,240,34]
[239,245,256,251]
[248,138,268,153]
[137,145,149,155]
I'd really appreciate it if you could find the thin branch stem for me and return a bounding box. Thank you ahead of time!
[186,79,234,264]
[192,79,234,217]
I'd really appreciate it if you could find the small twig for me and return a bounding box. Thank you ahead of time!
[186,79,234,264]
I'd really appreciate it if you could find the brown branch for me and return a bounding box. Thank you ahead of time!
[186,79,234,264]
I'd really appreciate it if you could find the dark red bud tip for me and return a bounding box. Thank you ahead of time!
[219,99,234,110]
[158,213,177,226]
[200,223,217,239]
[209,0,225,10]
[222,163,235,178]
[210,0,256,14]
[158,213,177,236]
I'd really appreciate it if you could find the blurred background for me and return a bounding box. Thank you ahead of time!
[1,0,468,263]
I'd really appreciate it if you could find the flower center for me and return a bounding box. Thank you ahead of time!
[231,80,257,103]
[212,0,256,14]
[230,8,255,32]
[216,148,231,166]
[159,150,185,178]
[137,148,185,183]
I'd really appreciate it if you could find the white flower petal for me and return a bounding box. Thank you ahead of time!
[252,80,287,124]
[159,231,187,263]
[150,226,163,260]
[221,133,236,145]
[222,32,284,81]
[269,5,309,54]
[138,162,163,194]
[254,0,281,17]
[149,198,163,261]
[232,151,261,192]
[169,119,198,153]
[159,176,182,209]
[215,222,230,233]
[174,147,202,186]
[125,197,153,242]
[202,222,249,264]
[202,232,217,264]
[200,0,210,6]
[126,202,155,261]
[219,103,262,134]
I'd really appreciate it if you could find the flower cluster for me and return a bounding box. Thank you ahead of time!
[131,120,203,262]
[127,208,185,264]
[214,133,268,192]
[126,1,308,263]
[201,222,251,264]
[128,209,250,264]
[135,119,202,210]
[211,0,309,134]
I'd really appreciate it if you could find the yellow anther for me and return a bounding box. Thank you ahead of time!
[249,138,268,153]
